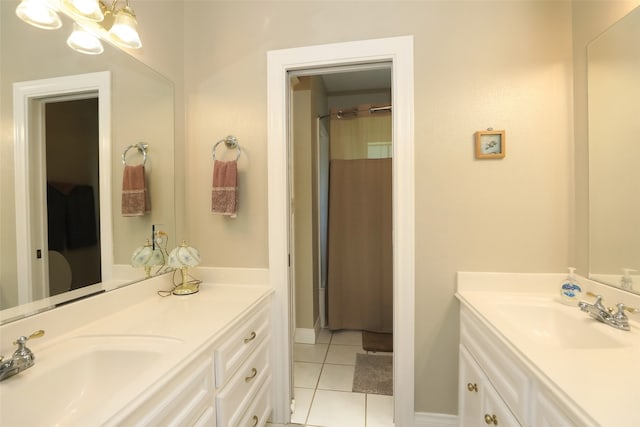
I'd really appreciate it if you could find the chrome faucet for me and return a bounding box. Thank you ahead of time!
[578,294,637,331]
[0,330,45,381]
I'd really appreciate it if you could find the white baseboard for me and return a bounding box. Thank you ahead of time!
[294,317,321,344]
[414,412,458,427]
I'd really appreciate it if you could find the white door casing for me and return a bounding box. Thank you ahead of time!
[267,36,415,425]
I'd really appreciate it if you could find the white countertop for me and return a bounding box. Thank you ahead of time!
[0,274,273,426]
[456,272,640,427]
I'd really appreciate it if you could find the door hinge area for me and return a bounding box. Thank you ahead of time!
[288,254,291,267]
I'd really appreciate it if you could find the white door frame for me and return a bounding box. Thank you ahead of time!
[13,71,112,303]
[267,36,415,425]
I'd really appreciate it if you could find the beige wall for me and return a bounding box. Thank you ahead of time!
[127,0,186,244]
[292,77,323,330]
[183,1,573,414]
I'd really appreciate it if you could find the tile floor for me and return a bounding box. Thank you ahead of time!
[267,329,394,427]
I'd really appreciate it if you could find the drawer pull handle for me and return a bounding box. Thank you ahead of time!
[484,414,498,425]
[252,415,259,427]
[245,367,258,382]
[466,382,478,392]
[244,331,257,344]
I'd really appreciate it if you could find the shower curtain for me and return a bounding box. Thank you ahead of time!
[326,105,392,333]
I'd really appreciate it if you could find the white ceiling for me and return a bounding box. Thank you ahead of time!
[321,68,391,93]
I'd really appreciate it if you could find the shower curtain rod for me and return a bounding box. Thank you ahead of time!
[318,104,392,119]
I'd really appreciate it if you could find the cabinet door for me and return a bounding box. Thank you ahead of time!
[483,383,521,427]
[534,390,576,427]
[459,345,484,427]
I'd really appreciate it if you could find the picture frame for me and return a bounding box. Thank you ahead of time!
[475,130,505,159]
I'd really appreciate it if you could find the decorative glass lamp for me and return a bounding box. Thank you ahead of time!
[131,240,165,277]
[168,241,201,295]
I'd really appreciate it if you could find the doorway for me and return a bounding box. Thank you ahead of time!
[45,97,102,296]
[267,36,415,425]
[13,71,112,304]
[289,67,394,425]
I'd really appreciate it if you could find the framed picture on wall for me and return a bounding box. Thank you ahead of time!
[475,130,505,159]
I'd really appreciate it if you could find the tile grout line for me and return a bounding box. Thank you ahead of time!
[304,330,333,426]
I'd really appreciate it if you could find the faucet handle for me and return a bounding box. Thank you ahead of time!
[12,330,45,349]
[615,303,639,318]
[585,292,607,311]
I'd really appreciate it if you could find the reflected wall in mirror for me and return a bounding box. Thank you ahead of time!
[0,2,176,320]
[588,6,640,294]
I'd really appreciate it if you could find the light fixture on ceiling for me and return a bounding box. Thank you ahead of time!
[15,0,62,30]
[67,22,104,55]
[106,2,142,49]
[15,0,142,55]
[59,0,104,22]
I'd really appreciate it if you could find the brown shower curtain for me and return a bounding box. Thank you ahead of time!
[327,158,392,333]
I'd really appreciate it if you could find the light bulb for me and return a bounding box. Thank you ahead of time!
[67,22,104,55]
[60,0,104,22]
[108,6,142,49]
[15,0,62,30]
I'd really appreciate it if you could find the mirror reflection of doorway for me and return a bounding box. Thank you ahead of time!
[44,97,101,296]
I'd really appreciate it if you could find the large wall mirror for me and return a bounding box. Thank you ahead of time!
[0,3,176,322]
[588,6,640,294]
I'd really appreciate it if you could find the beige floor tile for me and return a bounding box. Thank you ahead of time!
[331,330,363,346]
[317,363,355,392]
[366,394,394,427]
[316,328,332,344]
[294,343,329,363]
[291,387,314,424]
[294,361,322,389]
[306,390,365,427]
[325,344,365,365]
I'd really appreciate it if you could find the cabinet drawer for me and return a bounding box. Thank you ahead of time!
[460,307,530,424]
[216,338,270,427]
[236,374,272,427]
[215,302,270,387]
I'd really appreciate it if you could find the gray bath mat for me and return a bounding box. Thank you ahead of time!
[352,353,393,395]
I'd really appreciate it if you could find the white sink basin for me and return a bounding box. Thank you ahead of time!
[0,335,181,426]
[494,299,630,349]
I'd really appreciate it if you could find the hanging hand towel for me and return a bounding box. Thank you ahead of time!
[122,164,150,216]
[211,159,238,218]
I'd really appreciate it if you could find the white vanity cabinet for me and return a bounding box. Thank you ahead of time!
[459,345,520,427]
[532,388,576,427]
[116,353,216,426]
[459,305,577,427]
[108,296,272,427]
[215,302,272,427]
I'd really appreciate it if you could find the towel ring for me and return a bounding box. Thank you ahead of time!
[212,135,241,161]
[122,143,148,166]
